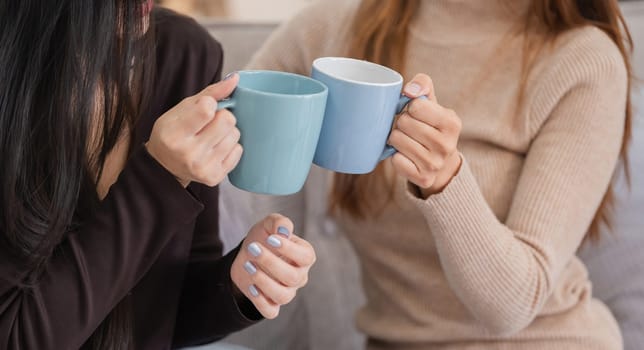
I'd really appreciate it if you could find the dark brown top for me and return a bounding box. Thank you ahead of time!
[0,9,259,350]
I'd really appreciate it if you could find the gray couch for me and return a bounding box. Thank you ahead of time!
[200,2,644,349]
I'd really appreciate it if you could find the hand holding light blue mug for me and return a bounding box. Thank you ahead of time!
[217,71,328,195]
[311,57,424,174]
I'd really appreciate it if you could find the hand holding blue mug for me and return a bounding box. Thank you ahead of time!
[146,75,243,188]
[389,74,463,198]
[311,57,427,174]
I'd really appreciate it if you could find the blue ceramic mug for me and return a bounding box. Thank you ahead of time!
[217,71,328,195]
[311,57,420,174]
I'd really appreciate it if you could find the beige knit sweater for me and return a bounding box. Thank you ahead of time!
[248,0,627,348]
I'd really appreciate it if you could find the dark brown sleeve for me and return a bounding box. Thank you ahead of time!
[173,175,262,348]
[173,169,262,347]
[0,146,204,349]
[172,241,262,347]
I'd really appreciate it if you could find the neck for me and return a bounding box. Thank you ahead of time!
[413,0,532,45]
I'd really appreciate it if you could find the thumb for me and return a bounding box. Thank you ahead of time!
[198,72,240,101]
[262,213,294,239]
[403,73,437,102]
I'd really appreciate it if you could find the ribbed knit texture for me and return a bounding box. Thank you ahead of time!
[249,0,628,348]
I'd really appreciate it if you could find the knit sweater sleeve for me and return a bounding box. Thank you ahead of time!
[406,27,628,335]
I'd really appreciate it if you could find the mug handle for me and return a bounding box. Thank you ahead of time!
[216,98,236,111]
[379,95,428,161]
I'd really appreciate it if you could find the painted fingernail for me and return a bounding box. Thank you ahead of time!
[248,242,262,257]
[244,261,257,275]
[249,284,260,297]
[223,72,237,81]
[404,82,421,96]
[277,226,290,238]
[267,235,282,248]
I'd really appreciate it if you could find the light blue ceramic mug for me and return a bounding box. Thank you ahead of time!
[217,71,328,195]
[311,57,421,174]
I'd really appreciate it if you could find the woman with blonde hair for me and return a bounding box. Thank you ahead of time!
[241,0,634,348]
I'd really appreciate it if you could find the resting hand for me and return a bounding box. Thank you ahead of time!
[388,73,463,198]
[146,74,243,187]
[230,214,316,319]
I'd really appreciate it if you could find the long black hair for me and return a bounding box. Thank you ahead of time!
[0,0,154,348]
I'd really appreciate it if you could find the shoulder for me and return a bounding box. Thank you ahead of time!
[154,7,223,61]
[554,26,625,74]
[147,8,223,120]
[248,0,360,72]
[535,26,627,89]
[525,25,628,123]
[153,8,223,86]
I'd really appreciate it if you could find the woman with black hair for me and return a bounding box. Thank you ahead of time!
[0,2,315,349]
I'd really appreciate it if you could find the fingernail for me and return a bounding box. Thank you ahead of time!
[223,72,236,81]
[404,82,421,96]
[277,226,290,238]
[244,261,257,275]
[267,235,282,248]
[248,242,262,257]
[249,284,260,297]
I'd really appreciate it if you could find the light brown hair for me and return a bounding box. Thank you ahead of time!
[331,0,633,242]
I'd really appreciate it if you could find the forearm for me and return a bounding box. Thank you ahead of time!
[409,160,551,335]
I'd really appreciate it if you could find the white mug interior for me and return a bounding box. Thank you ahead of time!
[313,57,402,86]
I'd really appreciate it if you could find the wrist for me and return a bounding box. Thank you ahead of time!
[420,152,462,198]
[144,142,190,188]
